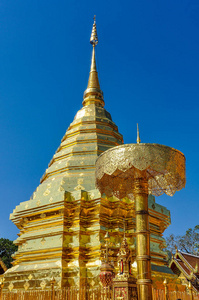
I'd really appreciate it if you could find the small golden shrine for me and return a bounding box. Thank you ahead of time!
[112,236,137,300]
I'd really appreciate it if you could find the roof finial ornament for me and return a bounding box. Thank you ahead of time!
[90,15,98,47]
[137,123,141,144]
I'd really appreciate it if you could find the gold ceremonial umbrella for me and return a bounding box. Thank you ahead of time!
[95,142,186,300]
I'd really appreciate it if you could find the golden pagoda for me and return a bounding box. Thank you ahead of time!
[4,18,172,291]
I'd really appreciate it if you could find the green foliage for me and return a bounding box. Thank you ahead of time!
[165,225,199,255]
[0,238,18,269]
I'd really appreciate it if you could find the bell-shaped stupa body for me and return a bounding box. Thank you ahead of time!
[4,19,172,290]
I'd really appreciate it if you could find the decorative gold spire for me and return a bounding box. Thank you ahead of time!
[137,123,141,144]
[83,16,104,107]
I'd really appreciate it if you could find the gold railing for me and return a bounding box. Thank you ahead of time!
[1,287,112,300]
[152,289,199,300]
[1,287,199,300]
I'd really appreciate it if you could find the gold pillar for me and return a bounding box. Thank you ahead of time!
[133,173,152,300]
[163,278,168,300]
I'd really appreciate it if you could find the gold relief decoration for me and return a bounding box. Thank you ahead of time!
[40,213,46,218]
[43,189,50,196]
[34,264,38,269]
[41,238,46,245]
[58,280,61,288]
[47,183,51,188]
[33,192,36,199]
[40,280,46,290]
[90,192,95,199]
[90,280,95,287]
[58,186,65,192]
[74,179,85,190]
[49,197,53,203]
[36,200,41,206]
[109,249,114,256]
[8,282,14,291]
[28,274,33,280]
[61,179,65,185]
[78,179,83,185]
[82,147,87,150]
[95,234,99,242]
[24,281,30,291]
[25,203,29,209]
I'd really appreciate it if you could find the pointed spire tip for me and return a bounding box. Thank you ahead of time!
[90,15,98,46]
[83,16,104,107]
[137,123,141,144]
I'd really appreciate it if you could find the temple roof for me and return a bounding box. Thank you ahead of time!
[170,250,199,291]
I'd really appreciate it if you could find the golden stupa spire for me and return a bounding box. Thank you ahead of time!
[83,16,104,107]
[137,123,141,144]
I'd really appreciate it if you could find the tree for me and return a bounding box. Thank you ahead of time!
[165,225,199,255]
[0,238,18,269]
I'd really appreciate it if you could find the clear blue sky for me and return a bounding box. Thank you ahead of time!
[0,0,199,240]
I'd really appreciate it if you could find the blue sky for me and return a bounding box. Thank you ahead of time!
[0,0,199,240]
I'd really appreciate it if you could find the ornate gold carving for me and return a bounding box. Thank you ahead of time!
[40,280,46,290]
[24,281,30,291]
[96,143,186,199]
[41,238,46,245]
[8,282,14,291]
[43,189,50,196]
[40,213,46,218]
[28,274,33,280]
[58,186,65,192]
[90,280,95,287]
[58,280,61,288]
[49,197,53,203]
[74,179,85,190]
